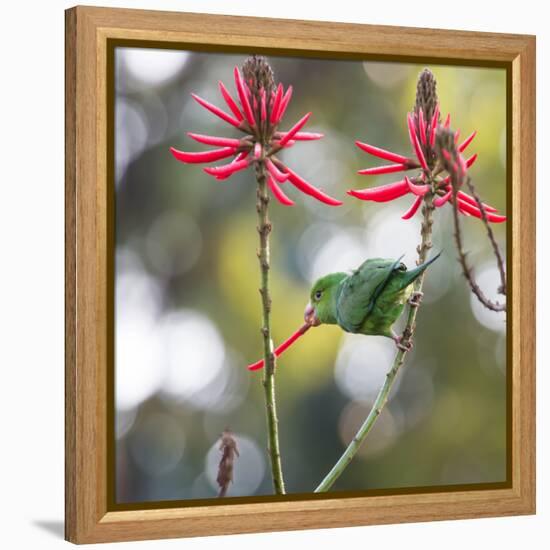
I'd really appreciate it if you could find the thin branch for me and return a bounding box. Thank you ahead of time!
[315,193,435,492]
[255,159,286,494]
[436,126,506,312]
[464,177,507,296]
[450,177,506,312]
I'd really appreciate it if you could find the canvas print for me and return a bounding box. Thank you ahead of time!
[114,47,507,504]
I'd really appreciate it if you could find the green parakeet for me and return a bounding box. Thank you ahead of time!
[303,253,440,347]
[247,253,440,370]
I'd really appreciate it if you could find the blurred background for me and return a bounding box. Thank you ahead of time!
[114,48,507,504]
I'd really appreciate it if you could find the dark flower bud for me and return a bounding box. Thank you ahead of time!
[415,68,439,124]
[242,55,276,98]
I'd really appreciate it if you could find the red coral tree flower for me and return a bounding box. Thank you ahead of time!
[170,57,342,207]
[348,69,505,223]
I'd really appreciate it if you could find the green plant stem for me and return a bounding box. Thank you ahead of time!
[315,193,435,493]
[255,160,286,495]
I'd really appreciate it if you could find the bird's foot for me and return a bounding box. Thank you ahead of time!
[408,291,424,308]
[393,334,413,352]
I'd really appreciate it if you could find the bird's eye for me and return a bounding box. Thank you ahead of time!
[315,290,322,300]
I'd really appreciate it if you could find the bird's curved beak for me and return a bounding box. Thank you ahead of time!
[304,302,321,327]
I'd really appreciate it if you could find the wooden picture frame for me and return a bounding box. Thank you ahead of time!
[65,5,536,544]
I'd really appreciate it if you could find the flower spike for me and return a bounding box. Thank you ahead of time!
[349,70,505,225]
[172,56,341,207]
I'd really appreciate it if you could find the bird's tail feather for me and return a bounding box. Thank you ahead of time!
[399,251,441,289]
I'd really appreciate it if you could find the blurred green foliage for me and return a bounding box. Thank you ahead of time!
[115,49,507,503]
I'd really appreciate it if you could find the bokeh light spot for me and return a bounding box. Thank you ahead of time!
[335,334,400,402]
[128,412,186,476]
[469,263,507,332]
[119,47,190,87]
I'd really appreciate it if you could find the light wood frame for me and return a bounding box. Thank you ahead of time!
[65,5,536,544]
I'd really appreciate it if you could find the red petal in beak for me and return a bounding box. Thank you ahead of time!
[247,322,312,371]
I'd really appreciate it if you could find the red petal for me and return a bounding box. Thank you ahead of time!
[218,81,244,121]
[277,131,324,141]
[434,189,452,207]
[358,164,410,175]
[458,130,477,153]
[278,112,312,147]
[203,158,250,177]
[406,175,430,196]
[347,179,409,202]
[266,158,289,183]
[274,86,293,124]
[260,89,267,121]
[214,151,248,180]
[170,146,237,164]
[401,195,423,220]
[285,166,343,206]
[355,141,414,165]
[465,153,478,168]
[407,113,429,171]
[444,113,451,128]
[429,103,440,147]
[248,323,311,371]
[233,67,256,127]
[457,198,506,223]
[419,110,427,145]
[270,83,284,124]
[187,133,241,148]
[191,93,241,128]
[268,175,295,206]
[457,190,499,213]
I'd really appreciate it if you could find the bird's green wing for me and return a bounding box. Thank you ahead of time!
[336,257,404,333]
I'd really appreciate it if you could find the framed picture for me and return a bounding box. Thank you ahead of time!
[65,5,536,544]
